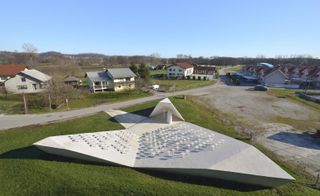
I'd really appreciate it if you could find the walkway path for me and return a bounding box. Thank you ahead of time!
[0,83,218,130]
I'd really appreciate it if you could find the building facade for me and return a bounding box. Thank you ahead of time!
[5,69,51,94]
[86,68,136,93]
[167,63,194,78]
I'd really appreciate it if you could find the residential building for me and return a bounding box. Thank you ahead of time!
[85,68,136,93]
[167,63,194,78]
[5,69,51,94]
[262,69,289,87]
[242,63,320,88]
[0,64,28,85]
[190,65,216,80]
[64,76,81,88]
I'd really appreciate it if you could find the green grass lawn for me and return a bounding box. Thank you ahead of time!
[224,65,244,73]
[152,79,215,92]
[0,98,319,195]
[150,69,165,76]
[0,90,150,114]
[68,90,150,109]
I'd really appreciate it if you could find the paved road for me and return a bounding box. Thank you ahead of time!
[0,84,218,130]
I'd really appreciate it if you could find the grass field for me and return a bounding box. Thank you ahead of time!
[0,90,150,114]
[152,79,215,92]
[224,65,244,73]
[0,97,319,195]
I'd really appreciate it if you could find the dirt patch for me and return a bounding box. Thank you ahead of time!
[196,85,320,177]
[198,86,320,126]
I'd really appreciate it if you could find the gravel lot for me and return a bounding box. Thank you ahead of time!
[197,84,320,177]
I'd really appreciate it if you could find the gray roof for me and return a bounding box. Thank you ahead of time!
[64,76,80,82]
[85,71,111,81]
[257,63,274,68]
[107,68,136,79]
[20,69,51,82]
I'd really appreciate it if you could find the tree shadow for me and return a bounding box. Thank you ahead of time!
[1,146,269,192]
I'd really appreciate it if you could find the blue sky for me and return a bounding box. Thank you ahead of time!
[1,0,319,57]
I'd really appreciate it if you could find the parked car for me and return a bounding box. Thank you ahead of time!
[254,85,268,91]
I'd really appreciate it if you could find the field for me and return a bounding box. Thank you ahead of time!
[0,97,319,195]
[152,79,215,92]
[0,91,150,114]
[150,69,216,92]
[223,65,244,73]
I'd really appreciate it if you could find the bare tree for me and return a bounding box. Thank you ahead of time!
[22,43,38,66]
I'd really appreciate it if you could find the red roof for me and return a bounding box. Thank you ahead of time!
[173,63,194,69]
[193,66,216,74]
[0,64,27,76]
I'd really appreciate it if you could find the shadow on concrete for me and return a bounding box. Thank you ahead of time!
[268,132,320,150]
[129,107,155,117]
[0,146,269,192]
[137,169,269,191]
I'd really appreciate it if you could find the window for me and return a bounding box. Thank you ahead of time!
[179,69,182,72]
[169,69,172,71]
[17,85,27,90]
[21,77,26,82]
[32,84,37,90]
[94,81,100,86]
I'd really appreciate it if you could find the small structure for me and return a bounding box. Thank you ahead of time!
[5,69,51,94]
[34,98,294,187]
[149,98,184,124]
[0,64,28,85]
[85,68,136,93]
[64,76,81,88]
[167,63,194,78]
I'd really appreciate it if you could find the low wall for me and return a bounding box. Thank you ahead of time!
[297,92,320,103]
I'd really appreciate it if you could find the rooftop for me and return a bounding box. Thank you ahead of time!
[20,69,51,82]
[85,71,111,81]
[107,68,136,79]
[172,63,194,69]
[0,64,27,76]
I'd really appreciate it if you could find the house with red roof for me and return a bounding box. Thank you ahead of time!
[166,63,194,78]
[0,64,28,85]
[191,65,216,80]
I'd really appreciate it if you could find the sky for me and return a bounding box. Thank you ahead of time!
[1,0,319,58]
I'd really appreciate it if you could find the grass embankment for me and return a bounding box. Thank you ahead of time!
[268,89,320,130]
[268,88,320,111]
[0,90,150,114]
[0,98,319,195]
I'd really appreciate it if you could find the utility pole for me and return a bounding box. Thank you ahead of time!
[48,93,52,112]
[22,93,28,114]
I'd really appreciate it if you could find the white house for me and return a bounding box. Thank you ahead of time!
[85,68,136,93]
[262,69,289,87]
[5,69,51,94]
[167,63,194,78]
